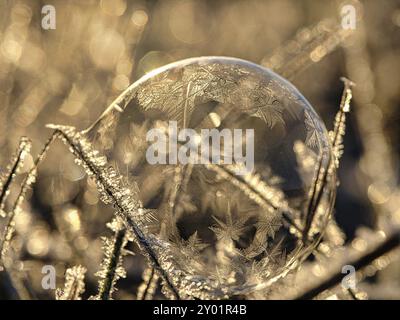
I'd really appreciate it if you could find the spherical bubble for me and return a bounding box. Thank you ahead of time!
[86,57,336,296]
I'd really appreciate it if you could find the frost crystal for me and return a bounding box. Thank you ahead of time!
[56,265,87,300]
[94,218,133,300]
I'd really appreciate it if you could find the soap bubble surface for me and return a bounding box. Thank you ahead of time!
[85,57,336,297]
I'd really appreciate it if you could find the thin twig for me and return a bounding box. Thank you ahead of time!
[0,137,31,214]
[52,127,181,299]
[0,134,57,261]
[96,226,128,300]
[295,230,400,300]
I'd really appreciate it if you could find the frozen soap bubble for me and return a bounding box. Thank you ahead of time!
[83,57,336,298]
